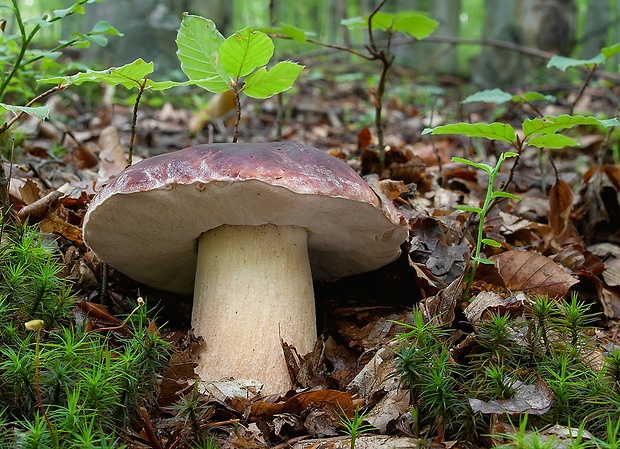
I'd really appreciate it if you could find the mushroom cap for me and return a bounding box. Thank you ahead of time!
[83,142,408,295]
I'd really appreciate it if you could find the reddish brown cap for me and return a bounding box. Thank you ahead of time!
[83,142,408,294]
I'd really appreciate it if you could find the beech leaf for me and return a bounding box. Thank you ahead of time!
[549,179,574,239]
[423,122,517,144]
[490,250,578,298]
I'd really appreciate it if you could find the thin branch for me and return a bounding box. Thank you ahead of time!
[367,0,388,55]
[0,84,68,136]
[570,64,598,115]
[127,79,147,167]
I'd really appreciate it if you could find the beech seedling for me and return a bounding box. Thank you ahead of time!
[176,14,304,141]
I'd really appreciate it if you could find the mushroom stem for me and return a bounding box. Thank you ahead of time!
[192,223,316,393]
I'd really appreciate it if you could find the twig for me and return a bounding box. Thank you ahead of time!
[569,64,598,116]
[0,85,67,136]
[127,79,147,167]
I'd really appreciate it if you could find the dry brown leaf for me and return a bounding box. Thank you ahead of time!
[375,179,407,201]
[17,190,63,223]
[421,275,462,327]
[603,257,620,287]
[39,213,84,246]
[490,250,578,298]
[97,126,127,181]
[188,89,236,133]
[357,127,372,150]
[73,144,100,170]
[250,390,354,421]
[18,178,41,205]
[549,178,575,242]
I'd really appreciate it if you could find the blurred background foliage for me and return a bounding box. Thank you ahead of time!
[1,0,619,86]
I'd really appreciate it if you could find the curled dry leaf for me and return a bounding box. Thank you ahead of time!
[490,250,578,298]
[17,190,63,223]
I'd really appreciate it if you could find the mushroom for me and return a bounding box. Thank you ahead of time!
[83,142,408,393]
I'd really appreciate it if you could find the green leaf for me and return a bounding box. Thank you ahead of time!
[176,14,228,93]
[390,11,438,39]
[219,27,273,79]
[491,191,521,200]
[38,58,154,89]
[243,61,303,99]
[474,256,495,265]
[453,205,482,214]
[521,91,555,103]
[0,103,50,120]
[52,4,85,19]
[90,20,123,37]
[451,156,493,173]
[80,33,108,47]
[424,122,516,144]
[482,238,502,248]
[463,88,512,104]
[146,79,193,91]
[275,23,309,42]
[523,115,618,137]
[527,134,579,149]
[547,54,605,71]
[499,151,519,159]
[343,11,438,39]
[601,43,620,60]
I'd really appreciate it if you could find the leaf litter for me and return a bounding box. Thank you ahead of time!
[4,66,620,448]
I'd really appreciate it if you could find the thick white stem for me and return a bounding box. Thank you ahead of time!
[192,224,316,393]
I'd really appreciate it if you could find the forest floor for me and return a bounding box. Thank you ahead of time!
[5,63,620,448]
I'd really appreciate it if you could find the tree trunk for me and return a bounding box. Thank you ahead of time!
[470,0,575,87]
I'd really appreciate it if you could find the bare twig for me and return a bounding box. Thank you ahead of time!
[569,64,598,116]
[127,78,147,167]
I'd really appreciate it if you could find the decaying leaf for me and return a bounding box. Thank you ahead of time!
[469,376,554,415]
[490,250,578,297]
[291,435,421,449]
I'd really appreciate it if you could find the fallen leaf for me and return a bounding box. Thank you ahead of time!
[549,178,574,239]
[97,125,127,181]
[250,390,354,421]
[39,213,84,246]
[357,127,372,150]
[469,376,554,416]
[188,89,236,133]
[18,178,41,204]
[490,250,578,298]
[421,275,462,327]
[375,179,407,201]
[17,190,63,223]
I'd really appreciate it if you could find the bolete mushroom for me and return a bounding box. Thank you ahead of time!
[83,142,408,393]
